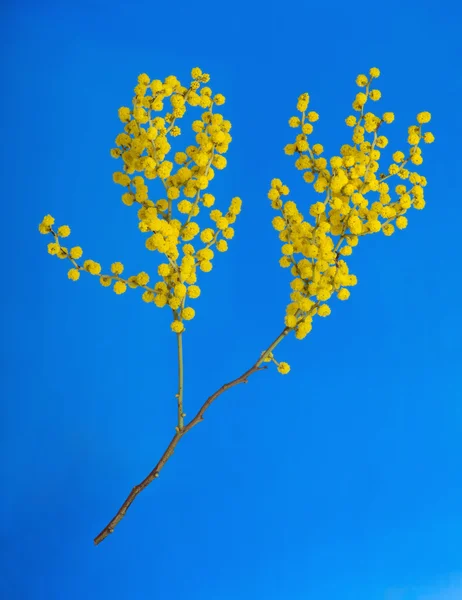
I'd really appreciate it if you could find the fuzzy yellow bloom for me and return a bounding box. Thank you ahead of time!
[68,268,80,281]
[396,216,408,229]
[136,272,150,286]
[417,111,431,124]
[171,320,185,333]
[100,275,112,287]
[70,246,83,259]
[187,285,201,299]
[317,305,331,317]
[216,240,228,252]
[337,289,350,300]
[356,74,368,87]
[57,225,71,238]
[369,67,380,78]
[181,307,195,320]
[111,262,124,275]
[84,260,101,275]
[277,362,291,375]
[382,112,395,124]
[113,281,127,294]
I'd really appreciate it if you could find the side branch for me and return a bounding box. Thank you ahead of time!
[93,326,290,546]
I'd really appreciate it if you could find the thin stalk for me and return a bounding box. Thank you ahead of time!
[93,325,291,545]
[176,331,184,430]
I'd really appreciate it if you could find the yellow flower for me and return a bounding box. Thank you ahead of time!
[277,362,291,375]
[100,275,112,287]
[317,305,331,317]
[113,281,127,294]
[171,320,184,333]
[68,268,80,281]
[382,223,395,236]
[182,307,195,320]
[337,289,350,300]
[70,246,83,259]
[382,112,394,123]
[417,111,431,124]
[83,260,101,275]
[111,262,124,275]
[369,67,380,78]
[285,314,297,328]
[185,285,199,299]
[57,225,71,238]
[396,216,408,229]
[136,272,149,286]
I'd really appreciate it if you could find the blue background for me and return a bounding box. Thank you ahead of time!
[2,0,461,598]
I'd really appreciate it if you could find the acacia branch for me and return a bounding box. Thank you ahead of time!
[94,326,291,546]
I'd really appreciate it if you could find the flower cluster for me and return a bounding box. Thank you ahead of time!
[39,68,242,334]
[268,67,434,371]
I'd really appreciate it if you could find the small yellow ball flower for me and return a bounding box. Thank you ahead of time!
[369,89,381,101]
[70,246,83,259]
[42,214,55,227]
[396,216,408,229]
[417,111,431,124]
[187,285,201,299]
[171,320,185,333]
[68,268,80,281]
[113,281,127,294]
[337,289,350,301]
[158,263,171,277]
[174,283,187,298]
[392,151,405,163]
[382,112,395,124]
[369,67,380,78]
[345,116,356,126]
[277,362,291,375]
[57,225,71,238]
[356,74,368,87]
[382,223,395,236]
[136,272,150,286]
[216,217,229,230]
[423,132,435,143]
[285,315,297,328]
[100,275,112,287]
[318,305,331,317]
[307,111,319,122]
[182,307,195,320]
[47,242,59,255]
[200,260,213,272]
[168,297,182,310]
[111,262,124,275]
[312,143,323,155]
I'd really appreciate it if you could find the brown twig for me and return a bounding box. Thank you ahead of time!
[94,326,291,545]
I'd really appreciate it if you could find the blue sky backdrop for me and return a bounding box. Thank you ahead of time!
[2,0,461,598]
